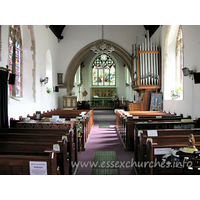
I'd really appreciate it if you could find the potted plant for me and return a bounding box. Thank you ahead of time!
[171,86,182,100]
[76,117,83,137]
[46,87,52,94]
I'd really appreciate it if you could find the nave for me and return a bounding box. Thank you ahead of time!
[77,110,135,175]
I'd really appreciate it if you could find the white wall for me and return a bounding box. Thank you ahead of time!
[160,25,200,119]
[57,25,146,108]
[2,25,164,118]
[125,66,133,102]
[1,25,60,120]
[0,25,9,68]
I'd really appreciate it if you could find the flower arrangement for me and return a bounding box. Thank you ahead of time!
[111,93,119,101]
[76,117,83,137]
[46,87,52,94]
[171,86,182,100]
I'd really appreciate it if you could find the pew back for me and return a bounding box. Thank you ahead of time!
[0,128,77,175]
[136,129,200,174]
[145,140,200,175]
[115,109,196,151]
[127,120,196,151]
[0,151,59,175]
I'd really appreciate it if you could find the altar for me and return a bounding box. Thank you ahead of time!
[91,87,117,108]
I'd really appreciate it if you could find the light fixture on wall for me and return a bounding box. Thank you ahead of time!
[182,67,196,77]
[54,86,59,92]
[91,25,115,55]
[182,67,200,84]
[40,77,48,86]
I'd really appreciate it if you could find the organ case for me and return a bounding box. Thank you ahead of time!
[131,31,161,111]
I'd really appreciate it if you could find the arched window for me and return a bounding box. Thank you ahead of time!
[175,26,183,99]
[92,54,116,86]
[8,25,22,97]
[163,25,183,100]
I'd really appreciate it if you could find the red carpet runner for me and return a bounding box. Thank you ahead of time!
[76,121,135,175]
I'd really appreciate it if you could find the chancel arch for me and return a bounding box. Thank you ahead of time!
[65,39,132,94]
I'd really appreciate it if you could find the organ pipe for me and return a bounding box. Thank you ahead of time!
[132,31,160,87]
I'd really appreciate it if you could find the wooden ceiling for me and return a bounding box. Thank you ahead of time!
[49,25,160,41]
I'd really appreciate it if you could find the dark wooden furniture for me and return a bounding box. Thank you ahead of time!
[116,110,195,151]
[137,130,200,174]
[0,128,77,175]
[10,109,94,152]
[0,151,59,175]
[0,140,68,174]
[145,139,200,175]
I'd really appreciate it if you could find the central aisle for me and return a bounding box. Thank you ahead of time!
[76,121,135,175]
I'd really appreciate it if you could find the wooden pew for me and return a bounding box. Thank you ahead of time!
[134,128,198,162]
[0,140,68,175]
[79,109,94,150]
[143,135,200,175]
[0,128,77,161]
[137,129,200,174]
[115,110,195,151]
[116,110,190,132]
[0,128,77,175]
[10,109,94,152]
[29,109,91,120]
[126,119,196,151]
[116,110,181,131]
[0,151,59,175]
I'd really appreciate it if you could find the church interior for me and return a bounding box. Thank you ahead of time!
[1,21,200,198]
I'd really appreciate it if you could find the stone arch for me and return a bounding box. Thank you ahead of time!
[65,39,132,94]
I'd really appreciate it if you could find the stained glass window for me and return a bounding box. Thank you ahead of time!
[8,25,22,97]
[92,54,116,86]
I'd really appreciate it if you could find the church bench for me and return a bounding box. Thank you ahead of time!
[134,128,200,163]
[115,109,194,150]
[0,150,59,175]
[0,128,78,164]
[118,115,192,142]
[145,140,200,175]
[0,128,77,175]
[14,121,80,154]
[144,141,200,175]
[15,121,74,130]
[115,109,190,131]
[116,110,181,130]
[0,135,70,175]
[31,109,93,133]
[10,109,94,152]
[139,131,200,163]
[125,119,197,151]
[78,109,93,150]
[29,109,91,120]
